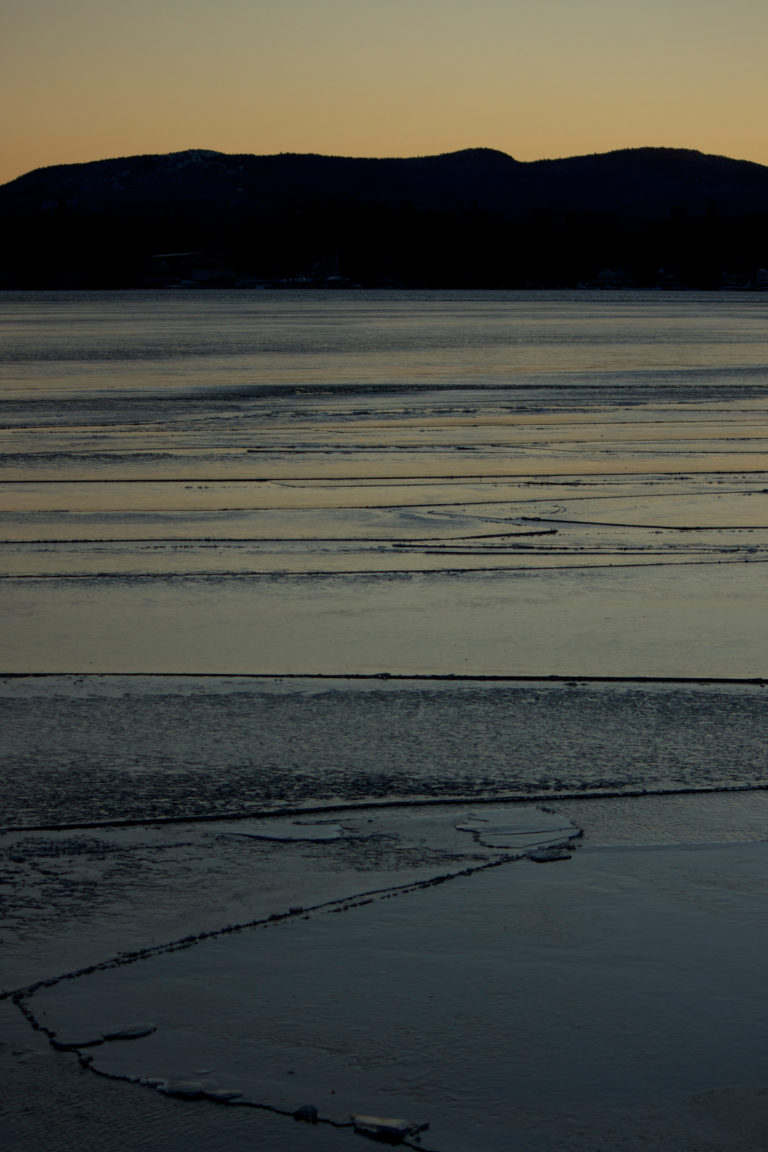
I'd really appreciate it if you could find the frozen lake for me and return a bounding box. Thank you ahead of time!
[4,290,768,1152]
[4,288,768,811]
[2,288,768,680]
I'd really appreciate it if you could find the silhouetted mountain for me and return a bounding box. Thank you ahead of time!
[4,145,768,220]
[2,146,768,288]
[0,148,526,219]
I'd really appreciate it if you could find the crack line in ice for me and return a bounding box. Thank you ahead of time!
[6,777,768,835]
[4,851,540,1004]
[6,846,564,1148]
[4,553,767,582]
[521,514,768,531]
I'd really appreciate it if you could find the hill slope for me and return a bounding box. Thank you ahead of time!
[3,145,768,220]
[2,147,767,287]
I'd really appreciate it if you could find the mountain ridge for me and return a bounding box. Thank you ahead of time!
[2,146,767,288]
[4,144,768,220]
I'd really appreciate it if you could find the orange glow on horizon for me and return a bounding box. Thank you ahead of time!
[3,0,768,185]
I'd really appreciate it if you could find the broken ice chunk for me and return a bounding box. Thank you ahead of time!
[158,1080,205,1099]
[205,1088,243,1102]
[456,804,580,850]
[351,1114,429,1143]
[527,847,572,863]
[50,1033,103,1051]
[102,1022,156,1041]
[231,820,347,842]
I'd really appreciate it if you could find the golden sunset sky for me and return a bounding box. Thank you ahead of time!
[3,0,767,185]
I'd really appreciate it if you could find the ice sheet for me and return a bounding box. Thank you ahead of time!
[5,291,768,1151]
[18,839,768,1152]
[3,291,768,679]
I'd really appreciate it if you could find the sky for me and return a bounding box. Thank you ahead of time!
[2,0,767,185]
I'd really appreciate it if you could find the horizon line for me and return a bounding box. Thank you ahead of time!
[5,142,766,187]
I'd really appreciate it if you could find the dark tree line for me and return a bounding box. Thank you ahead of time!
[2,196,767,289]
